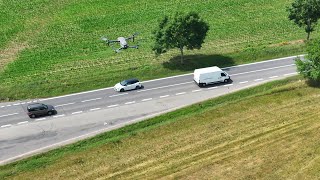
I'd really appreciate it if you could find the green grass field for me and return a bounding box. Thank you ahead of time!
[0,0,313,101]
[1,76,320,179]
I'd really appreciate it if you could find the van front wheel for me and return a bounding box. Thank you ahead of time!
[224,79,229,83]
[199,83,205,87]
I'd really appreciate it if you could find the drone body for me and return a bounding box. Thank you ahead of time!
[101,33,139,53]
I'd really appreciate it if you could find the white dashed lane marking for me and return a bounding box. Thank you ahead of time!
[254,78,264,81]
[269,76,279,79]
[35,118,46,121]
[81,98,102,103]
[72,111,83,115]
[17,121,28,125]
[142,98,152,102]
[55,102,75,107]
[239,81,249,84]
[192,89,202,92]
[13,103,20,106]
[160,95,170,98]
[90,108,101,111]
[125,101,136,105]
[137,81,193,92]
[208,87,218,90]
[0,113,19,118]
[176,92,186,95]
[109,93,128,97]
[1,124,12,128]
[224,84,233,87]
[53,114,65,118]
[108,104,119,108]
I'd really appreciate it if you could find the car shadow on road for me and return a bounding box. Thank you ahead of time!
[162,54,235,71]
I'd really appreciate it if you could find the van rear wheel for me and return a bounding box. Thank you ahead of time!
[224,79,229,83]
[120,88,124,92]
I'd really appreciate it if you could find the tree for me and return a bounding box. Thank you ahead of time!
[287,0,320,40]
[296,38,320,82]
[153,12,209,63]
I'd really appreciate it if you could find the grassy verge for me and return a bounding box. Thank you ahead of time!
[0,0,312,101]
[1,76,320,179]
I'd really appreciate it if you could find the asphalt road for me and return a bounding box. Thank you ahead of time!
[0,55,302,165]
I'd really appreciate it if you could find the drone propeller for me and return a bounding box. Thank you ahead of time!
[101,36,110,45]
[132,32,140,42]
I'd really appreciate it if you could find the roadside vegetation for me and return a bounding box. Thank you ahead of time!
[1,76,320,179]
[0,0,314,101]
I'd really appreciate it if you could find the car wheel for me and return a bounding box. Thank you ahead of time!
[30,114,36,118]
[120,88,124,92]
[224,79,229,83]
[200,83,205,87]
[135,86,139,90]
[48,111,53,115]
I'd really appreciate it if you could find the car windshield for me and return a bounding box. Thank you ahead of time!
[120,80,127,86]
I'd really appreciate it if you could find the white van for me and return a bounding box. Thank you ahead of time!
[193,66,230,87]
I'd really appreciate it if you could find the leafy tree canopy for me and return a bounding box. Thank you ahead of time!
[296,38,320,81]
[153,12,209,63]
[287,0,320,40]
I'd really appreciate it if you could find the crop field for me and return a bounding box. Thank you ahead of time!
[1,76,320,179]
[0,0,314,100]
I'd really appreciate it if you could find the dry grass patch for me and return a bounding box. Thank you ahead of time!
[0,42,27,71]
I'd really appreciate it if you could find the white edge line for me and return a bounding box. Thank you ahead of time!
[33,55,303,102]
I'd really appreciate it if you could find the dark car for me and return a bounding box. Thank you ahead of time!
[27,103,57,118]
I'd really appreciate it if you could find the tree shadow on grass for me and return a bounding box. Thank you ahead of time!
[162,54,235,71]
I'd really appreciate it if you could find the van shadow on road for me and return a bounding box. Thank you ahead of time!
[199,79,234,89]
[162,54,235,71]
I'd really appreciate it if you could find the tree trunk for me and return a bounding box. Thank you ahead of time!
[307,18,311,40]
[179,46,184,64]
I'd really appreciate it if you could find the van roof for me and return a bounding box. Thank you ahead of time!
[194,66,222,74]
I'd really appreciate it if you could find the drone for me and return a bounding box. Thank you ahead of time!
[101,33,139,53]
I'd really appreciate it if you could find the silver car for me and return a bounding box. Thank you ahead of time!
[114,78,143,92]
